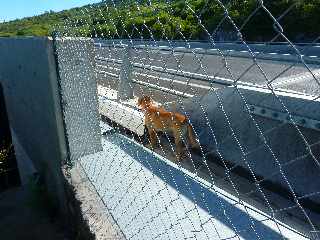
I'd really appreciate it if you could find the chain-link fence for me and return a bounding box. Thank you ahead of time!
[54,0,320,239]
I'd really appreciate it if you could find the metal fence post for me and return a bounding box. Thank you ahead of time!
[118,44,134,101]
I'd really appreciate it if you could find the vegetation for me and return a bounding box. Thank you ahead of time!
[0,0,319,42]
[0,143,19,192]
[0,144,10,172]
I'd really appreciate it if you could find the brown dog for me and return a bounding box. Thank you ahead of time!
[137,96,198,160]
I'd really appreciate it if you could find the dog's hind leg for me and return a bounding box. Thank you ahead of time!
[187,124,198,149]
[173,127,183,161]
[147,127,157,149]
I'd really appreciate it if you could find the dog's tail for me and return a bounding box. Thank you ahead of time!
[187,124,198,148]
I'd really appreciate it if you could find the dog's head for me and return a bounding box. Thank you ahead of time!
[137,96,152,109]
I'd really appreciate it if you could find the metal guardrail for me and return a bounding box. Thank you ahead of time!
[94,41,320,65]
[94,39,320,47]
[96,56,232,85]
[248,104,320,131]
[95,55,317,99]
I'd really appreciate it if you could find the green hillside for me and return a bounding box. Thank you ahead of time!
[0,0,319,42]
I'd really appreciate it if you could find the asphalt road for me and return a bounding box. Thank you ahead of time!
[95,46,320,102]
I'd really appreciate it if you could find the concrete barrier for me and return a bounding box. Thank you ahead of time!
[0,37,68,200]
[0,37,102,226]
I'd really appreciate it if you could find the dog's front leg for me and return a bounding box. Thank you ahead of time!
[147,127,157,149]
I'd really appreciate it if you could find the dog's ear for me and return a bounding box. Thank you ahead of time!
[138,96,152,106]
[137,97,142,105]
[137,96,145,105]
[143,96,151,103]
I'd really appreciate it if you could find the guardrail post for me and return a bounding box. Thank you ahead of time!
[118,44,134,101]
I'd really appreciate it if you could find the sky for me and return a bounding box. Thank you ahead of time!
[0,0,102,22]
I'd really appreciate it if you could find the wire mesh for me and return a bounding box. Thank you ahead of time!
[54,0,320,239]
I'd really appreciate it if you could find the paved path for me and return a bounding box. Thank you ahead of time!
[80,125,308,240]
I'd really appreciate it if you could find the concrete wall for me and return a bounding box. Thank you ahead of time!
[0,37,68,208]
[0,37,102,218]
[174,86,320,208]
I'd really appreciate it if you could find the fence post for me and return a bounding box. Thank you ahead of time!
[118,44,134,101]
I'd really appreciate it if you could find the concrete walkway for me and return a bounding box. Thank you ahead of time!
[80,126,308,240]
